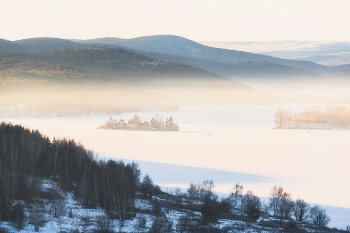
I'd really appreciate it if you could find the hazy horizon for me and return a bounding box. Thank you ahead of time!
[3,35,350,43]
[2,1,350,41]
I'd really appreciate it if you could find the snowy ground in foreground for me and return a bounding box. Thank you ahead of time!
[3,104,350,229]
[98,158,350,230]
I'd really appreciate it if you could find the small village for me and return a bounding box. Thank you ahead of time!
[275,107,350,129]
[100,115,179,131]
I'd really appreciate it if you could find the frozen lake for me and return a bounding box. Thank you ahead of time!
[3,105,350,229]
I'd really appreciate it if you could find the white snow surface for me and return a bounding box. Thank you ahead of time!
[2,104,350,229]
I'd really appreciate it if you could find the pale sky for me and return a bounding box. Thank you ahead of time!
[1,0,350,42]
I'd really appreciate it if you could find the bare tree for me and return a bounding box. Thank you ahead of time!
[200,180,215,200]
[268,185,293,218]
[268,185,283,217]
[174,187,182,197]
[29,201,46,232]
[102,161,139,227]
[309,205,330,227]
[274,108,290,128]
[153,114,164,124]
[279,192,293,218]
[51,186,65,219]
[293,199,309,222]
[199,180,219,225]
[229,183,243,210]
[187,182,199,200]
[241,191,261,222]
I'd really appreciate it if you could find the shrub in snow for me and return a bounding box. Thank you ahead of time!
[0,228,8,233]
[176,213,197,233]
[95,215,115,233]
[149,215,172,233]
[9,203,25,231]
[135,215,147,231]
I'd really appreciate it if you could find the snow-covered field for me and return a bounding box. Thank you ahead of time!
[3,105,350,229]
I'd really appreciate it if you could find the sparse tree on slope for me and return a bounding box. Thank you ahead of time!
[309,205,330,227]
[279,192,293,218]
[141,174,154,199]
[241,190,262,222]
[229,183,243,210]
[293,198,309,222]
[200,180,220,225]
[268,185,293,218]
[269,185,283,217]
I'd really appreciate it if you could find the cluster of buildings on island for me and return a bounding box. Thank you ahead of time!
[280,108,350,129]
[101,115,179,131]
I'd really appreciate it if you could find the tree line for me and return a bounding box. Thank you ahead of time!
[183,181,331,228]
[0,121,140,228]
[144,180,335,232]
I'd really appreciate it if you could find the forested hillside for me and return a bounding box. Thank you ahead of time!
[0,47,222,82]
[0,58,91,81]
[0,122,140,230]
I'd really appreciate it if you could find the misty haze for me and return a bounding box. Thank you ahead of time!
[1,2,350,231]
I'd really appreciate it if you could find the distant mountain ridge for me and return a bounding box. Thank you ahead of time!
[0,37,90,52]
[138,50,318,78]
[0,46,223,82]
[1,35,349,78]
[15,37,86,51]
[76,35,331,77]
[0,38,27,52]
[201,40,350,66]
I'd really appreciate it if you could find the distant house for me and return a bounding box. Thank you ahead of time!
[165,117,179,131]
[105,117,117,128]
[297,111,327,123]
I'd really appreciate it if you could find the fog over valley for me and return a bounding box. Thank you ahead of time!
[1,35,350,232]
